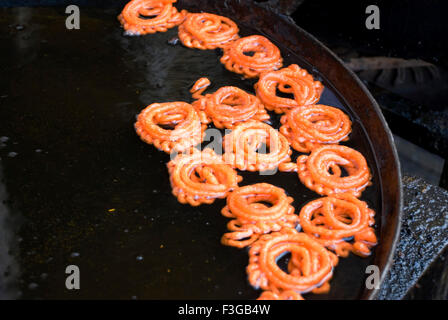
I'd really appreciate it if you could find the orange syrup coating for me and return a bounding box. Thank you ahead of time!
[257,289,304,300]
[118,0,186,35]
[279,104,352,153]
[178,13,239,50]
[167,148,242,206]
[286,249,337,295]
[247,228,337,297]
[220,35,283,78]
[223,120,292,172]
[135,102,207,153]
[220,183,298,248]
[190,77,270,129]
[255,64,324,114]
[299,194,378,257]
[280,145,372,197]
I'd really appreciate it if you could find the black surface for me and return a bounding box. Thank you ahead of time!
[0,0,128,7]
[371,85,448,160]
[291,0,448,65]
[406,246,448,300]
[0,2,401,299]
[377,175,448,300]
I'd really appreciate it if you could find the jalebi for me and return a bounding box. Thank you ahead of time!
[299,194,377,257]
[220,35,283,78]
[280,145,371,197]
[167,148,242,206]
[255,64,323,113]
[135,101,207,153]
[178,12,239,49]
[118,0,186,35]
[221,183,298,248]
[190,78,270,129]
[247,228,337,299]
[223,120,292,172]
[279,104,351,153]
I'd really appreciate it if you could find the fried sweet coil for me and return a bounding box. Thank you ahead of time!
[118,0,186,35]
[190,77,212,100]
[286,248,337,295]
[223,120,292,172]
[257,289,304,300]
[167,148,242,206]
[178,13,239,49]
[247,228,336,298]
[300,194,378,257]
[135,102,207,153]
[255,64,324,114]
[190,78,270,129]
[221,183,298,248]
[281,145,372,197]
[280,104,352,153]
[220,35,283,78]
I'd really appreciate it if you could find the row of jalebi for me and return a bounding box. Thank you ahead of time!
[136,75,370,198]
[122,0,377,300]
[168,148,377,300]
[119,0,318,83]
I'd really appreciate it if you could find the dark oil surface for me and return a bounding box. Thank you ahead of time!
[0,7,380,299]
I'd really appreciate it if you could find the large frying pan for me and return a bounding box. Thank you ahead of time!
[0,0,401,299]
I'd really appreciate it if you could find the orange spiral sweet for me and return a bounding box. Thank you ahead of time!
[223,120,292,172]
[167,148,242,206]
[247,228,336,298]
[220,183,298,248]
[190,78,270,129]
[257,289,304,300]
[280,145,372,197]
[135,102,207,153]
[286,248,336,295]
[300,194,377,257]
[178,13,239,50]
[123,5,377,299]
[280,104,352,153]
[118,0,186,35]
[255,64,324,113]
[220,35,283,78]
